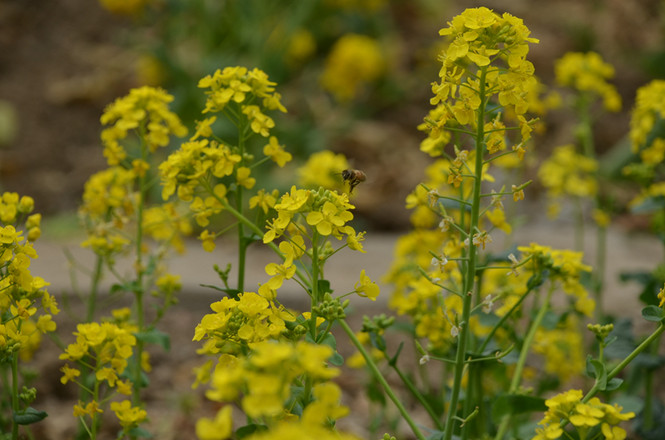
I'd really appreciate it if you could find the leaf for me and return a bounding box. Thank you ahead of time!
[110,283,127,295]
[13,407,47,425]
[586,356,608,391]
[135,329,171,351]
[426,431,444,440]
[236,424,268,439]
[642,305,665,322]
[491,394,546,423]
[369,331,386,352]
[605,378,624,391]
[309,332,344,366]
[127,426,152,438]
[317,279,332,295]
[631,196,665,214]
[526,269,548,290]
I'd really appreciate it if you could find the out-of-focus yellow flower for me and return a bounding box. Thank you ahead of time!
[297,150,349,192]
[287,29,316,66]
[99,0,148,16]
[555,51,621,112]
[321,34,385,102]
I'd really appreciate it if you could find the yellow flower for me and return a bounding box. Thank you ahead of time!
[287,29,316,65]
[569,402,604,427]
[73,400,103,418]
[190,116,217,141]
[196,405,233,440]
[263,136,292,167]
[555,51,621,112]
[297,150,349,191]
[236,167,256,189]
[110,400,147,429]
[321,34,385,102]
[60,365,81,385]
[199,230,216,252]
[354,270,380,301]
[99,0,147,15]
[249,189,278,214]
[306,201,353,236]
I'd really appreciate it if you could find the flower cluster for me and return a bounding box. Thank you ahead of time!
[538,144,599,217]
[193,291,295,355]
[297,150,350,193]
[60,321,141,427]
[424,7,539,157]
[198,66,287,129]
[624,80,665,196]
[555,51,621,112]
[263,186,361,245]
[320,33,385,102]
[100,86,187,166]
[160,67,291,252]
[517,243,595,316]
[0,193,57,363]
[533,389,634,440]
[197,340,346,437]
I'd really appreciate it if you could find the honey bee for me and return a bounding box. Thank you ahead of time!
[340,169,366,194]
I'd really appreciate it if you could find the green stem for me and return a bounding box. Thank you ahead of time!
[132,129,148,423]
[582,323,665,404]
[594,224,607,322]
[219,198,311,289]
[574,197,584,253]
[11,351,19,440]
[391,362,444,430]
[236,127,247,294]
[309,231,320,341]
[236,185,246,294]
[443,66,488,440]
[339,320,426,440]
[494,285,554,440]
[86,255,104,323]
[477,284,536,355]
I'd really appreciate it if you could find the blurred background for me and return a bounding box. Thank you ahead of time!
[1,0,664,231]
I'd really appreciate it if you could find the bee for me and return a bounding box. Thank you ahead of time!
[340,169,366,194]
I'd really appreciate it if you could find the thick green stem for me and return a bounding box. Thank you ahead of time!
[443,66,488,440]
[494,285,553,440]
[339,320,426,440]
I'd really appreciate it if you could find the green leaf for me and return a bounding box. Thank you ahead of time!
[317,279,331,295]
[309,332,344,366]
[110,283,127,295]
[369,331,386,352]
[642,305,665,322]
[236,424,268,439]
[13,407,47,425]
[127,426,152,438]
[586,356,608,391]
[605,378,624,391]
[491,394,546,422]
[135,329,171,351]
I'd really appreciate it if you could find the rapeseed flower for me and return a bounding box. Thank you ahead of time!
[555,51,621,112]
[321,34,385,102]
